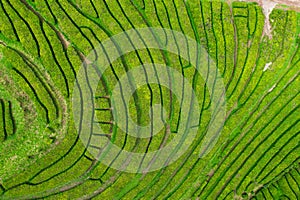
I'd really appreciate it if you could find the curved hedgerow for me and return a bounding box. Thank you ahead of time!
[0,0,299,199]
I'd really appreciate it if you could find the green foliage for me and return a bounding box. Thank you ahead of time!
[0,0,299,199]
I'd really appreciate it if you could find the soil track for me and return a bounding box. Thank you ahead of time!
[229,0,300,39]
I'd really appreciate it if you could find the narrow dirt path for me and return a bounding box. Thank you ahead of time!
[227,0,299,39]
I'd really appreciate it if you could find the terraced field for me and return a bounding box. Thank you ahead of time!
[0,0,299,199]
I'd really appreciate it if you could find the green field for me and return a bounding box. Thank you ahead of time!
[0,0,299,199]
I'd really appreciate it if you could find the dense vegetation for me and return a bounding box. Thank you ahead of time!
[0,0,299,199]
